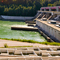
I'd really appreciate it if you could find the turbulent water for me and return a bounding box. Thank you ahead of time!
[0,20,46,42]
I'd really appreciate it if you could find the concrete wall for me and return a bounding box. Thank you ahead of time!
[36,20,60,42]
[1,15,33,20]
[40,6,60,12]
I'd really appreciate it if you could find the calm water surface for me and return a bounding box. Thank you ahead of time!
[0,20,46,42]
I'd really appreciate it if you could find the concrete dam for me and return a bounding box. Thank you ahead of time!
[0,6,60,60]
[1,6,60,42]
[34,6,60,42]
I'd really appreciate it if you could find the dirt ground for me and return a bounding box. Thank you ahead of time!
[0,39,59,47]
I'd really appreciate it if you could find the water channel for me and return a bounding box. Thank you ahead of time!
[0,20,46,42]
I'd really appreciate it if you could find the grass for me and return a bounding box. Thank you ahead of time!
[0,38,60,46]
[4,43,8,48]
[8,46,33,48]
[1,46,33,48]
[39,42,60,46]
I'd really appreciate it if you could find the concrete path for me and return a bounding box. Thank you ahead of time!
[0,39,59,47]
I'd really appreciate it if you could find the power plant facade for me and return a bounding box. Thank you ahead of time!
[35,6,60,42]
[40,6,60,12]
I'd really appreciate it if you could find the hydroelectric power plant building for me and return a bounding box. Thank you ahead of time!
[1,6,60,42]
[40,6,60,11]
[0,6,60,60]
[35,6,60,42]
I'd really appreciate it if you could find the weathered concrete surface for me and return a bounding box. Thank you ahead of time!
[11,25,38,31]
[1,15,34,20]
[36,19,60,42]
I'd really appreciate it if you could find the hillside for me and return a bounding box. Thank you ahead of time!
[0,0,60,16]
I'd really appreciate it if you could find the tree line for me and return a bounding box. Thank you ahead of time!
[0,0,60,16]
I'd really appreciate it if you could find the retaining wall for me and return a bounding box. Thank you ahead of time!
[1,15,34,21]
[36,20,60,42]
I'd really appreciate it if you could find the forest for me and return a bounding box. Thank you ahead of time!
[0,0,60,16]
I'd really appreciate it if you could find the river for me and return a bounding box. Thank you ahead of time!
[0,20,46,42]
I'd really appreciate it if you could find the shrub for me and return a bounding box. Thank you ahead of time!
[1,38,60,46]
[4,43,8,48]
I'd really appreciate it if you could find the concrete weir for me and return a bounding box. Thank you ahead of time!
[35,10,60,42]
[11,25,38,31]
[36,20,60,42]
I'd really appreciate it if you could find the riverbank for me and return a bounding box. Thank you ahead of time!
[0,20,60,46]
[0,38,60,46]
[0,39,46,47]
[0,39,60,48]
[0,15,34,21]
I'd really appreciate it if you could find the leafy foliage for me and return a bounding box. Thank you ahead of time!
[0,0,60,16]
[2,38,60,46]
[4,43,8,48]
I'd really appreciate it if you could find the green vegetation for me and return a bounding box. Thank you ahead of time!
[1,38,60,46]
[0,0,60,16]
[8,46,33,48]
[4,43,8,48]
[39,42,60,46]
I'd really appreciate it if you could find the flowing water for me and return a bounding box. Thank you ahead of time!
[0,20,46,42]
